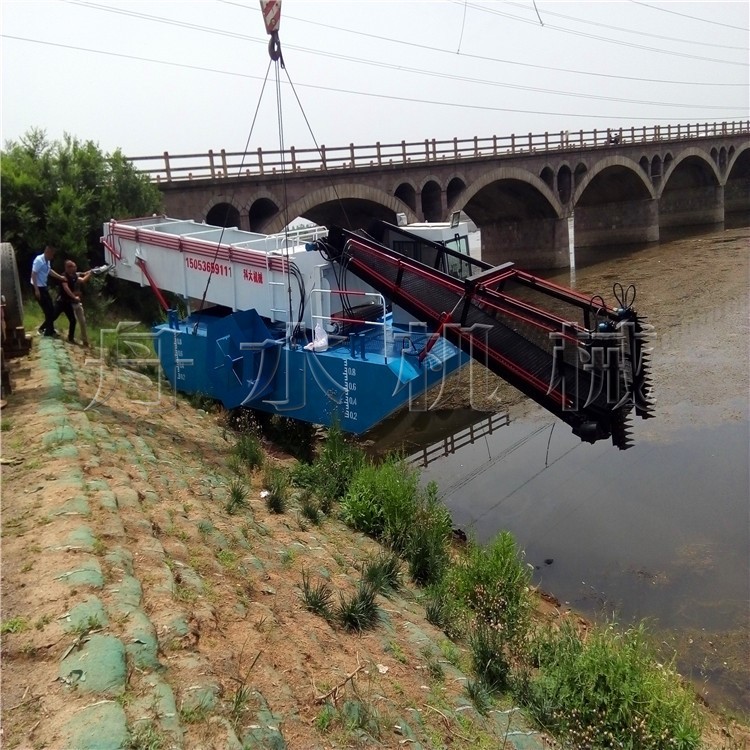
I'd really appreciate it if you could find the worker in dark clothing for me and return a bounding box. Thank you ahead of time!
[55,260,92,345]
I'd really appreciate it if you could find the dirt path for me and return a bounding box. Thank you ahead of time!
[1,336,747,749]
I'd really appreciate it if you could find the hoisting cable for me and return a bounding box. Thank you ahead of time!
[264,4,300,347]
[194,57,273,319]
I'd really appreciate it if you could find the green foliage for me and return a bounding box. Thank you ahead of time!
[361,551,402,594]
[340,460,450,587]
[469,621,511,692]
[1,129,163,318]
[444,531,532,649]
[262,465,289,514]
[0,617,28,634]
[299,490,321,525]
[299,568,334,619]
[336,581,379,632]
[233,434,264,472]
[519,620,703,750]
[465,678,492,716]
[225,478,248,515]
[291,423,365,512]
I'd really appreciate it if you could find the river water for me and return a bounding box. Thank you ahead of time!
[369,224,750,715]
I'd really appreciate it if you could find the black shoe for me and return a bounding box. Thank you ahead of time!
[44,331,59,338]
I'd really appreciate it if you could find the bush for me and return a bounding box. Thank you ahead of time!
[262,466,289,514]
[299,569,333,620]
[233,434,264,471]
[361,551,402,594]
[291,423,364,511]
[444,531,532,650]
[469,621,511,692]
[336,582,379,632]
[521,620,703,750]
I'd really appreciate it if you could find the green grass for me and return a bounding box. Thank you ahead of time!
[225,477,248,515]
[361,551,402,594]
[336,581,379,632]
[518,619,703,750]
[233,434,264,471]
[339,459,451,587]
[299,568,334,619]
[1,617,28,634]
[262,465,289,514]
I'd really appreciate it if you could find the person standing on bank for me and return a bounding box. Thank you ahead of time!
[30,245,66,337]
[55,260,92,345]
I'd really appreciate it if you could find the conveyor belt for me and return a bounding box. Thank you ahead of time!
[323,223,653,449]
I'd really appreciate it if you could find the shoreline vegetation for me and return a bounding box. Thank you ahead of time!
[6,301,749,749]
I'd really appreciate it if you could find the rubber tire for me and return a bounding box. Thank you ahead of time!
[0,242,25,330]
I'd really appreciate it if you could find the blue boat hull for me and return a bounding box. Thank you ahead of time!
[154,309,467,434]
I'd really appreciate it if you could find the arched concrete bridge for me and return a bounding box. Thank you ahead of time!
[131,121,750,268]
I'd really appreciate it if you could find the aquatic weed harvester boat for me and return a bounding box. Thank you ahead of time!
[101,2,653,449]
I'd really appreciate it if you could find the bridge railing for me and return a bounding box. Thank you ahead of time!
[128,120,750,183]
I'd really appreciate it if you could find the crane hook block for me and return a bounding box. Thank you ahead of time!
[260,0,281,35]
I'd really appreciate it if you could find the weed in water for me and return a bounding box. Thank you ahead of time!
[1,617,28,634]
[519,619,703,750]
[336,582,379,632]
[225,478,249,515]
[299,568,334,619]
[362,551,402,594]
[262,466,289,514]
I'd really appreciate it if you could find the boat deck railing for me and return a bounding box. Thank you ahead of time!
[310,289,390,363]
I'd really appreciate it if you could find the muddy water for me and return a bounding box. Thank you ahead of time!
[371,225,750,715]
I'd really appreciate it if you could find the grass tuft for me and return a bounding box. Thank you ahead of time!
[225,477,248,515]
[262,465,289,514]
[299,568,334,619]
[336,581,379,632]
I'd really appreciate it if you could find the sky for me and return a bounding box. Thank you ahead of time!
[1,1,748,161]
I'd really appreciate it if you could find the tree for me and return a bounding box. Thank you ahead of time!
[1,129,163,283]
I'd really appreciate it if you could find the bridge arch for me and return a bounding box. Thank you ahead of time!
[394,180,417,212]
[573,156,655,204]
[453,166,563,219]
[202,194,244,228]
[245,189,281,232]
[420,178,442,222]
[658,147,724,230]
[446,176,467,208]
[263,183,418,234]
[658,146,721,193]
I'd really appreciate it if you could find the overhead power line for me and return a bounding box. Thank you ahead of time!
[4,34,743,124]
[502,0,748,50]
[221,3,746,88]
[629,0,750,32]
[459,1,748,66]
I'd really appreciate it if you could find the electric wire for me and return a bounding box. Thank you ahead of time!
[4,35,744,124]
[628,0,750,32]
[454,1,748,66]
[500,0,748,51]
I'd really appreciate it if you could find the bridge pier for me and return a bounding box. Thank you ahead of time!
[659,185,724,231]
[481,216,570,269]
[573,198,660,250]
